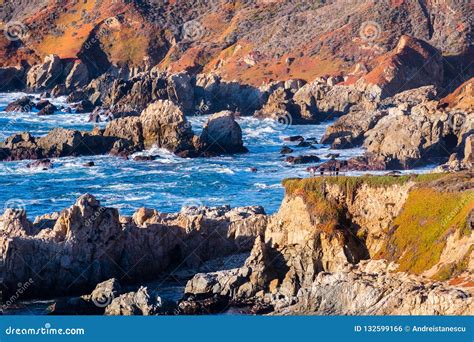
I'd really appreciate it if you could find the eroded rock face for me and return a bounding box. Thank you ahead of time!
[26,54,64,91]
[181,174,474,315]
[199,111,247,155]
[65,61,89,90]
[278,260,473,315]
[0,195,267,298]
[363,102,472,169]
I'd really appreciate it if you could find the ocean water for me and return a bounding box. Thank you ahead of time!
[0,92,432,219]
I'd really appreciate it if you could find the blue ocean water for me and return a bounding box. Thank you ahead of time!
[0,92,431,219]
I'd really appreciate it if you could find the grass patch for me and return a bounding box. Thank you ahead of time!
[376,188,474,274]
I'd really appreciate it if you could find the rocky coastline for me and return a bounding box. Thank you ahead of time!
[0,0,473,317]
[1,172,472,315]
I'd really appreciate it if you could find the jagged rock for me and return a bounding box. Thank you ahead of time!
[51,84,68,97]
[105,287,162,316]
[199,111,247,155]
[321,107,389,148]
[194,73,264,116]
[278,260,473,315]
[103,116,144,152]
[0,195,267,298]
[74,100,95,113]
[65,61,89,90]
[363,102,472,169]
[38,103,57,116]
[356,36,444,99]
[140,100,194,153]
[5,96,34,112]
[0,128,119,161]
[27,54,64,90]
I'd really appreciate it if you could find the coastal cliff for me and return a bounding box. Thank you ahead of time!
[181,172,474,315]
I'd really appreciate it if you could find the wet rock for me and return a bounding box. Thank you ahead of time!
[51,84,68,97]
[38,103,58,116]
[26,159,53,170]
[74,100,95,113]
[35,100,52,111]
[280,146,294,154]
[67,90,88,103]
[285,155,320,165]
[199,111,247,155]
[133,155,157,162]
[5,96,34,112]
[284,136,304,142]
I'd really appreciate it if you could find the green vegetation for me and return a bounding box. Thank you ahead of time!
[281,174,446,234]
[283,173,473,278]
[376,188,473,274]
[283,173,447,200]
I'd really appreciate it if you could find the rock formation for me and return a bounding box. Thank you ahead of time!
[181,173,474,315]
[199,111,248,155]
[0,194,267,298]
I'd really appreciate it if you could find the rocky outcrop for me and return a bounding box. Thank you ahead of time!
[104,287,162,316]
[0,195,267,298]
[26,55,64,91]
[0,128,119,161]
[199,111,247,155]
[363,101,472,169]
[65,61,89,90]
[194,73,265,116]
[278,260,473,315]
[4,97,34,112]
[140,100,195,153]
[356,36,444,100]
[181,173,474,315]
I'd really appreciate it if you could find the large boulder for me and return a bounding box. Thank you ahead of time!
[26,54,64,90]
[4,96,34,112]
[140,100,194,153]
[104,287,162,316]
[357,36,444,99]
[65,61,89,90]
[199,111,247,155]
